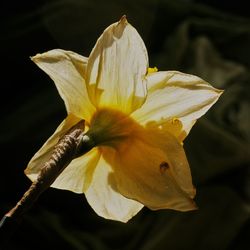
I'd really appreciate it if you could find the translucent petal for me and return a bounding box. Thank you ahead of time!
[25,114,100,193]
[25,114,80,181]
[85,156,144,222]
[86,16,148,113]
[32,49,95,122]
[101,125,197,212]
[132,71,223,136]
[51,148,100,193]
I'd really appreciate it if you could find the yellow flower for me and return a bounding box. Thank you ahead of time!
[25,16,223,222]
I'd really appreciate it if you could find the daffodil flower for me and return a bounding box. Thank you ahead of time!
[25,16,223,222]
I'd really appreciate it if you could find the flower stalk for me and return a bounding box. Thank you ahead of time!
[0,120,94,243]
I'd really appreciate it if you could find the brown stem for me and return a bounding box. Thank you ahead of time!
[2,119,94,222]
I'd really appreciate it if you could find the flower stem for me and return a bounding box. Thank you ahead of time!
[0,120,94,245]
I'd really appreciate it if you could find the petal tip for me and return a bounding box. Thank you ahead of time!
[30,53,42,62]
[191,200,199,210]
[24,168,28,175]
[119,15,128,25]
[30,55,36,62]
[214,88,224,101]
[218,89,224,95]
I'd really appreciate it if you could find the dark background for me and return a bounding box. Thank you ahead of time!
[1,0,249,249]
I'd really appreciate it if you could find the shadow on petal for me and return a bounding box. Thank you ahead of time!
[101,121,196,212]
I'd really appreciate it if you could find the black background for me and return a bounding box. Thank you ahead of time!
[1,0,249,249]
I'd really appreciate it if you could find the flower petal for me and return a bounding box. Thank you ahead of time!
[25,114,80,181]
[32,49,95,121]
[101,125,197,212]
[132,71,223,136]
[86,16,148,113]
[25,114,100,193]
[51,148,100,193]
[85,156,144,222]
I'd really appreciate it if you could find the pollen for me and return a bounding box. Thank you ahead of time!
[147,67,158,74]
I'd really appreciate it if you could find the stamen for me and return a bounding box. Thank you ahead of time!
[147,67,158,74]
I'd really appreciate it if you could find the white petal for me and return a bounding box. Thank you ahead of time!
[32,49,95,122]
[51,148,100,193]
[132,71,223,136]
[86,16,148,113]
[25,114,80,181]
[85,156,144,222]
[25,115,100,193]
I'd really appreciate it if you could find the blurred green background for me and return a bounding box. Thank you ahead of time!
[0,0,249,249]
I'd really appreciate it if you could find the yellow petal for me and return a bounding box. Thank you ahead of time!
[86,16,148,113]
[101,125,197,211]
[51,148,100,193]
[25,114,80,181]
[85,156,143,222]
[31,49,95,122]
[25,115,100,193]
[132,71,223,137]
[143,117,186,143]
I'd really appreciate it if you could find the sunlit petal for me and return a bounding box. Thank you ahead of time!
[32,49,95,121]
[132,71,223,137]
[86,16,148,113]
[52,148,100,193]
[85,156,144,222]
[25,114,80,181]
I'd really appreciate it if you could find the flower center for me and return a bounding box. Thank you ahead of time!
[86,108,141,147]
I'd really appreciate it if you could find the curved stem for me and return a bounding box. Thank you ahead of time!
[0,120,94,243]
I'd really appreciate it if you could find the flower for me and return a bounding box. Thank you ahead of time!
[25,16,223,222]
